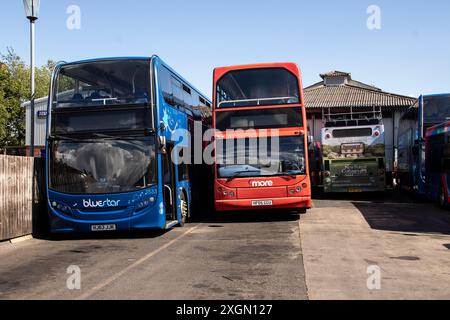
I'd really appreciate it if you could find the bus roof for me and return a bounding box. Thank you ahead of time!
[213,62,301,82]
[55,55,211,104]
[58,56,151,66]
[421,93,450,99]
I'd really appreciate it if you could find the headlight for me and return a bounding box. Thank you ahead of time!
[136,197,156,211]
[51,201,70,213]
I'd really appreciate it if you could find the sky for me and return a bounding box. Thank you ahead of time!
[1,0,449,98]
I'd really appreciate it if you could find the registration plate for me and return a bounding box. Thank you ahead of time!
[91,224,116,232]
[252,200,273,207]
[348,188,363,193]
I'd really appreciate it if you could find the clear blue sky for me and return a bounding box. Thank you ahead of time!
[1,0,449,98]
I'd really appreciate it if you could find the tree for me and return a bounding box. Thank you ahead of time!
[0,63,10,145]
[0,48,55,149]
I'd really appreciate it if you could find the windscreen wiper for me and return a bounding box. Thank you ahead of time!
[89,133,145,140]
[90,133,119,140]
[48,135,85,142]
[226,170,260,182]
[278,170,304,179]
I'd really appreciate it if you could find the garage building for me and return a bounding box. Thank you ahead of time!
[304,71,416,178]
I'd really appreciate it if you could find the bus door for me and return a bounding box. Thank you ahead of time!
[162,141,177,223]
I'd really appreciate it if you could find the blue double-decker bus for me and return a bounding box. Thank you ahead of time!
[397,93,450,195]
[45,56,211,233]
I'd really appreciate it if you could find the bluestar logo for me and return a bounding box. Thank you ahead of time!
[82,199,120,208]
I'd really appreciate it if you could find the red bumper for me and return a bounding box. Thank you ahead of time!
[215,196,312,212]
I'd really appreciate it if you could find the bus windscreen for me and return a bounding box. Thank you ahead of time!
[49,136,157,194]
[217,135,306,178]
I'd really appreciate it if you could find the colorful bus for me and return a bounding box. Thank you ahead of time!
[321,107,386,193]
[397,93,450,194]
[212,63,312,212]
[46,56,211,233]
[425,121,450,207]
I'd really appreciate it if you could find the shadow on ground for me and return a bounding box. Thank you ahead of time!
[191,210,301,224]
[312,187,417,203]
[353,199,450,235]
[35,210,301,241]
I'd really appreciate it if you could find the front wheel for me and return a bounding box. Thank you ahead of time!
[179,192,189,226]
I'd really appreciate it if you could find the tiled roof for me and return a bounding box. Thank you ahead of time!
[304,83,416,109]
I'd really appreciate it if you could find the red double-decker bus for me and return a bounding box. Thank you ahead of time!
[212,63,312,212]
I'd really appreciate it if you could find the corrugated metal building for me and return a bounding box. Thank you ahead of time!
[304,71,417,175]
[22,96,48,156]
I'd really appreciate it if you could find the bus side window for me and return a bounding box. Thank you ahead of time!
[171,76,184,108]
[160,66,206,113]
[160,67,174,106]
[182,84,193,110]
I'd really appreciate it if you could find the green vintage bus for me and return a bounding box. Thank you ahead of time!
[321,108,386,193]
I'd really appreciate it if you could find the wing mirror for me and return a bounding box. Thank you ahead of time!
[160,121,166,132]
[158,121,167,152]
[159,136,167,153]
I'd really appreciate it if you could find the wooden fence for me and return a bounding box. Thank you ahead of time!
[0,155,46,241]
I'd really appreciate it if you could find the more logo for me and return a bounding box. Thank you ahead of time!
[250,180,274,187]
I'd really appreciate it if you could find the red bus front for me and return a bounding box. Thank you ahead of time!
[212,63,312,212]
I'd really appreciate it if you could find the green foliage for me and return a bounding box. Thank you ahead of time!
[0,48,55,148]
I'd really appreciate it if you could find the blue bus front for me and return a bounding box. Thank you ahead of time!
[398,93,450,195]
[46,58,166,233]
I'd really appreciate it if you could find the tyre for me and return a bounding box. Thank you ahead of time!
[179,192,189,226]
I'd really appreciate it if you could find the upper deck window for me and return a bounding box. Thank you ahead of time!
[423,95,450,125]
[216,68,300,108]
[53,59,151,108]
